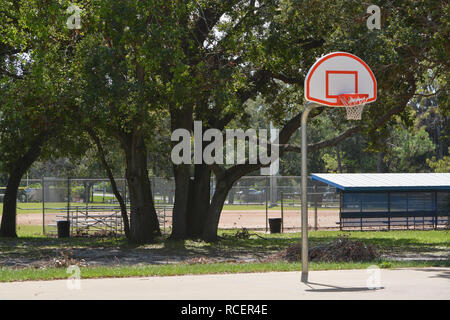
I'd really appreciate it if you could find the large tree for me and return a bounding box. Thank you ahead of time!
[166,0,450,241]
[0,0,78,237]
[69,0,182,243]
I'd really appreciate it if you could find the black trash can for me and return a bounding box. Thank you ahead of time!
[57,220,70,238]
[268,218,282,233]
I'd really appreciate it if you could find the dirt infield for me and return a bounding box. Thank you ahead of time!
[219,209,339,230]
[10,208,340,230]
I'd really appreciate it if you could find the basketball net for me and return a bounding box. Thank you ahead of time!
[338,94,368,120]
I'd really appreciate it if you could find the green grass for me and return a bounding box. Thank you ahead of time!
[13,224,128,247]
[92,195,116,202]
[17,225,46,237]
[12,225,450,252]
[1,260,448,282]
[215,229,449,253]
[1,227,448,282]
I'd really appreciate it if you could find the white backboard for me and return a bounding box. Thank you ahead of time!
[305,52,377,107]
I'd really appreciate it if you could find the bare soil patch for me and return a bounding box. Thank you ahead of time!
[219,209,339,230]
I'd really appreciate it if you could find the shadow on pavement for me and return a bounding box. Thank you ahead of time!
[304,281,384,293]
[413,268,450,280]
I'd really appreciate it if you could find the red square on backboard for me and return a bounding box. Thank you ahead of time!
[326,71,358,99]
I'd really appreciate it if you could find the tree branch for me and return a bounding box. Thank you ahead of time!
[284,125,361,153]
[209,107,325,185]
[86,127,131,239]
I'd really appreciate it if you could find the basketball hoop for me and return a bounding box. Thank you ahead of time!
[338,94,368,120]
[302,52,377,283]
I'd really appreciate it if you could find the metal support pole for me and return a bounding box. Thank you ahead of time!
[434,191,438,230]
[280,192,284,233]
[85,181,88,213]
[42,177,45,235]
[339,191,343,231]
[314,200,318,231]
[387,192,391,231]
[265,186,268,233]
[301,102,316,283]
[67,177,70,221]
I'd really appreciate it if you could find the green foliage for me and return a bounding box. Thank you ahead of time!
[427,148,450,173]
[383,118,435,172]
[26,183,42,189]
[0,0,82,172]
[1,1,449,241]
[71,185,85,199]
[322,153,339,173]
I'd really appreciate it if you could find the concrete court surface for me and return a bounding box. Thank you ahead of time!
[0,268,449,300]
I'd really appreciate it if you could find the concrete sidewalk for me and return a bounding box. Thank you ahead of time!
[0,267,449,300]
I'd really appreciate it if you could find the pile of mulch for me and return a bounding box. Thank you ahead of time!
[279,237,379,262]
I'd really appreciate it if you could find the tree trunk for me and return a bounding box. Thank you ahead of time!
[121,131,160,244]
[88,128,131,239]
[202,178,229,242]
[83,182,89,204]
[170,163,191,239]
[0,170,22,237]
[0,133,48,237]
[169,105,193,240]
[187,164,211,238]
[171,164,212,240]
[228,187,235,204]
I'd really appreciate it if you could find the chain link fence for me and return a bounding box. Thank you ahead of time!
[5,176,340,235]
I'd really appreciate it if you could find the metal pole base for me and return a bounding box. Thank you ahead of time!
[301,272,308,283]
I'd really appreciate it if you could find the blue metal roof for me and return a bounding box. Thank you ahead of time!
[311,173,450,191]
